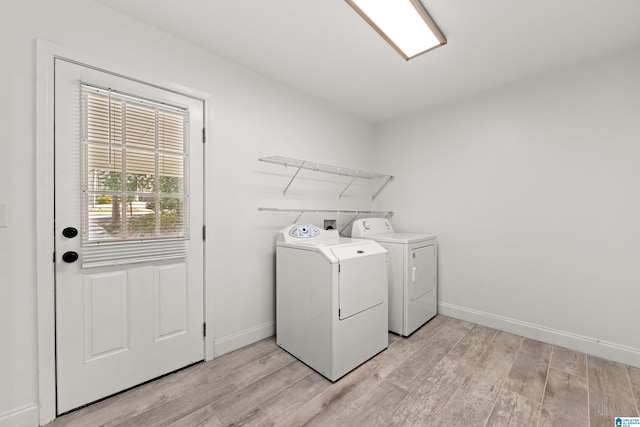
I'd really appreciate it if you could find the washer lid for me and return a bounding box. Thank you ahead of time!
[337,249,386,320]
[330,240,387,260]
[277,237,387,263]
[280,237,353,248]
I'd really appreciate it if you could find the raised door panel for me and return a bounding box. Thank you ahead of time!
[154,264,188,341]
[83,271,130,362]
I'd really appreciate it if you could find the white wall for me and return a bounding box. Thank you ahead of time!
[0,0,374,425]
[373,47,640,367]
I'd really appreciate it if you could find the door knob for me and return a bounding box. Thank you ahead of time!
[62,227,78,238]
[62,251,79,263]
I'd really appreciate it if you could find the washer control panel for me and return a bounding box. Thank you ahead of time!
[351,218,394,237]
[277,223,340,242]
[289,224,321,238]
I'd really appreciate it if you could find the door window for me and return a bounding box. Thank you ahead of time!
[81,85,189,243]
[80,85,191,268]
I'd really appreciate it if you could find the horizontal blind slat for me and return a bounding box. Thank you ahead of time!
[82,239,187,269]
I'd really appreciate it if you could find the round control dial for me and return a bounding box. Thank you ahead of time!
[289,224,320,238]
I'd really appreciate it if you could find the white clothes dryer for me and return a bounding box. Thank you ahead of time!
[352,218,437,337]
[276,223,389,381]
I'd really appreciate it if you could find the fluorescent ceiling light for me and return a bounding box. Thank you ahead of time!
[346,0,446,60]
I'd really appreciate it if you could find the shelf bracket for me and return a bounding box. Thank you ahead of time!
[339,214,360,235]
[372,175,394,201]
[293,209,305,223]
[282,162,304,196]
[338,177,358,199]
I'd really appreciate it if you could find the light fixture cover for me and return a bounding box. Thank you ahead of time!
[346,0,446,60]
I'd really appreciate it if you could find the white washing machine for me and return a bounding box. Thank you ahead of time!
[352,218,437,337]
[276,223,388,381]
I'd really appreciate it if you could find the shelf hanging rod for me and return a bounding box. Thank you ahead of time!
[258,207,394,216]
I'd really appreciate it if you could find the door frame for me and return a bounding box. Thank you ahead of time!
[36,40,214,425]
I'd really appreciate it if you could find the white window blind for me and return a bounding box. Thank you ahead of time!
[80,84,190,268]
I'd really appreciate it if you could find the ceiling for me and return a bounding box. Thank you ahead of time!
[95,0,640,123]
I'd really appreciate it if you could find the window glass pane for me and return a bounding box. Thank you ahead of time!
[126,173,155,193]
[85,94,123,145]
[159,175,184,195]
[86,195,123,241]
[123,197,156,239]
[158,153,185,191]
[158,111,185,153]
[125,149,156,193]
[158,197,187,236]
[87,143,122,170]
[125,102,157,150]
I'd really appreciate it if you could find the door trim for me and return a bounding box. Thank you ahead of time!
[36,40,213,425]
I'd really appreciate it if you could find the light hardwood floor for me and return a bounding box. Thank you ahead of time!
[49,315,640,427]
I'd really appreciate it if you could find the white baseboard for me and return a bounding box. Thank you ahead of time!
[439,302,640,369]
[214,321,275,358]
[0,404,39,427]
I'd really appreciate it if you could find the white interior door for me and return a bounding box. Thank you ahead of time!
[54,58,205,413]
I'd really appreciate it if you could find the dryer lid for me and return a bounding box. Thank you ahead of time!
[368,232,436,244]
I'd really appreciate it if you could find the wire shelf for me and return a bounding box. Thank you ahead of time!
[258,155,394,200]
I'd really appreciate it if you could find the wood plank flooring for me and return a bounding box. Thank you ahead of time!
[48,315,640,427]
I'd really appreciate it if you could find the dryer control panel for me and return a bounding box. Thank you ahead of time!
[351,218,394,237]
